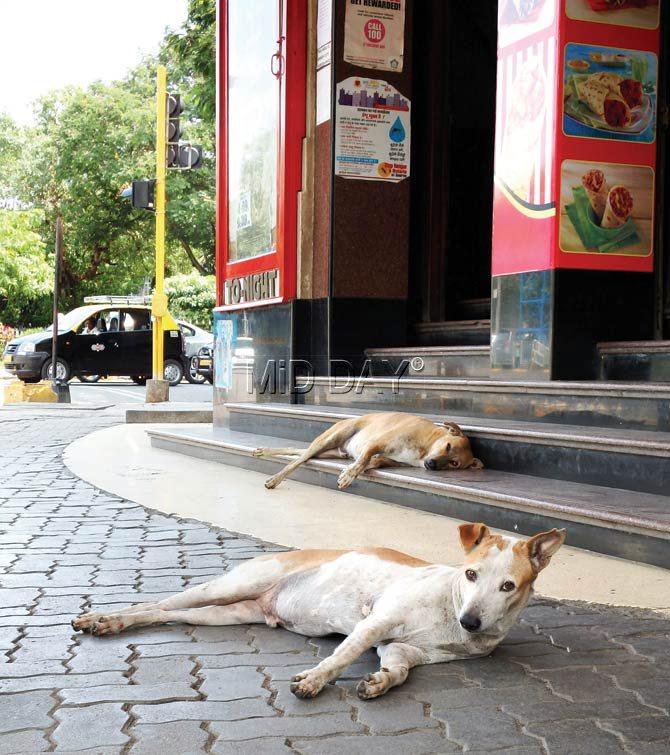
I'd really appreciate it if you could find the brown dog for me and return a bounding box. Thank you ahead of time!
[253,412,483,489]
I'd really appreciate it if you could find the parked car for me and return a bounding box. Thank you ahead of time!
[194,344,213,384]
[3,296,188,386]
[178,320,212,384]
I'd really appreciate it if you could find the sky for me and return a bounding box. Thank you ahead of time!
[0,0,189,125]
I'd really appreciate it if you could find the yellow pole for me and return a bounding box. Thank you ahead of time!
[151,65,168,384]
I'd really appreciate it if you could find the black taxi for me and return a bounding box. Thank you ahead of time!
[3,296,188,386]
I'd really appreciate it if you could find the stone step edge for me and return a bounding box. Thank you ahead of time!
[365,346,490,356]
[224,402,670,458]
[598,340,670,355]
[298,376,670,398]
[147,428,670,540]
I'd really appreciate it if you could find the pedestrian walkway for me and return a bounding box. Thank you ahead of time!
[1,409,669,753]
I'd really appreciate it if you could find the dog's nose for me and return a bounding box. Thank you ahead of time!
[424,459,437,471]
[460,614,482,633]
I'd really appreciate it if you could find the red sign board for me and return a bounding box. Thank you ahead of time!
[493,0,660,276]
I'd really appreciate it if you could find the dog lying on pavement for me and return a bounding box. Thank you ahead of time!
[72,522,565,700]
[252,411,484,490]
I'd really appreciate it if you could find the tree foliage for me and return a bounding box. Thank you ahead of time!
[6,0,217,314]
[164,272,215,329]
[164,0,216,126]
[0,210,52,326]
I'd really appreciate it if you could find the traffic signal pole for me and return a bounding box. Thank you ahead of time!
[148,65,169,401]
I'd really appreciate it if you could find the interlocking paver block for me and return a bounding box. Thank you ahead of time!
[53,702,130,751]
[132,699,274,724]
[0,690,53,733]
[525,717,627,754]
[60,682,200,705]
[0,728,49,754]
[199,666,268,701]
[291,731,461,755]
[130,721,209,754]
[209,712,363,741]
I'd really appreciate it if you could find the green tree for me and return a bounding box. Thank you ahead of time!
[165,272,215,329]
[164,0,216,126]
[0,210,52,326]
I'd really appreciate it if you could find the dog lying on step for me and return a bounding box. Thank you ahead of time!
[252,411,484,490]
[72,523,565,700]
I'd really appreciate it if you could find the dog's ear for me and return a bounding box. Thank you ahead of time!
[524,529,566,573]
[458,522,490,552]
[469,458,484,470]
[443,421,464,437]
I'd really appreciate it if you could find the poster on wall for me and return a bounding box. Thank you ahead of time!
[335,77,410,182]
[344,0,405,72]
[214,318,237,390]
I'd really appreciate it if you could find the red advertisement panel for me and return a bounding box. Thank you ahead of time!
[493,1,560,276]
[493,0,660,276]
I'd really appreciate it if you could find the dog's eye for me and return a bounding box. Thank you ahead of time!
[450,460,460,468]
[465,569,477,582]
[501,581,515,592]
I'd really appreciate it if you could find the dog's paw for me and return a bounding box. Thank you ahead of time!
[337,469,355,489]
[90,616,126,636]
[252,447,267,457]
[356,670,392,700]
[264,475,280,490]
[71,612,104,633]
[290,669,326,698]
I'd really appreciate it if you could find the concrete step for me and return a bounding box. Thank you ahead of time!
[126,403,213,424]
[295,376,670,432]
[414,319,491,346]
[147,424,670,570]
[225,402,670,496]
[365,345,491,378]
[599,340,670,383]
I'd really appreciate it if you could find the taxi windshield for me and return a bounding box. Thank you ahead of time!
[54,306,99,333]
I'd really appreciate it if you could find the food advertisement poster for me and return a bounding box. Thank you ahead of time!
[565,0,659,30]
[344,0,405,72]
[492,1,558,276]
[559,160,653,257]
[557,0,660,272]
[335,77,410,182]
[563,43,657,143]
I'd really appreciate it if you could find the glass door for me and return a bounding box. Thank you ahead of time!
[216,0,307,310]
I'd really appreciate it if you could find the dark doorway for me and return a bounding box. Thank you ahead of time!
[409,0,498,337]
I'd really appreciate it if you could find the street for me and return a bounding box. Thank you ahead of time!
[68,380,213,406]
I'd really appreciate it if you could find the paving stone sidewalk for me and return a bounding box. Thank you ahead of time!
[0,409,669,754]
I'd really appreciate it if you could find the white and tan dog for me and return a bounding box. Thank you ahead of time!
[72,523,565,700]
[253,411,484,490]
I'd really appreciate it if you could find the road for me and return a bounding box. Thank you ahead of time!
[68,379,213,405]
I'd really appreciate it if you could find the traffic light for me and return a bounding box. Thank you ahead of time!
[167,94,182,143]
[132,180,155,210]
[178,145,203,169]
[165,91,202,170]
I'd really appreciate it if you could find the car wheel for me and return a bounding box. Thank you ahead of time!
[131,376,148,386]
[40,358,71,382]
[77,375,101,383]
[185,356,206,384]
[163,359,184,386]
